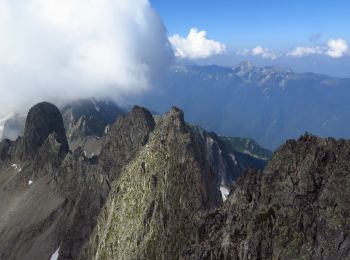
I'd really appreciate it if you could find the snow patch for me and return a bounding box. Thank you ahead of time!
[11,163,23,172]
[50,247,60,260]
[220,186,230,201]
[104,125,110,134]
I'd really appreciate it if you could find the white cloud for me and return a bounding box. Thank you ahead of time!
[0,0,173,117]
[236,48,250,56]
[237,38,349,59]
[251,46,278,60]
[327,38,348,58]
[286,38,348,58]
[287,46,323,57]
[169,28,226,59]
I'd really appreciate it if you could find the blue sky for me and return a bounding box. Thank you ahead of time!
[151,0,350,77]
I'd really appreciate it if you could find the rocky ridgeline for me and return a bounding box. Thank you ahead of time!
[183,134,350,259]
[0,102,349,260]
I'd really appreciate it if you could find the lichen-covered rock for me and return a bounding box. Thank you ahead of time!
[183,134,350,259]
[79,107,222,260]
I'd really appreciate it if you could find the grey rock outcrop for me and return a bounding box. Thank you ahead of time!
[183,134,350,259]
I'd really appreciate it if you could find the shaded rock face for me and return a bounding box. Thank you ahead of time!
[62,99,124,138]
[191,126,268,189]
[0,139,12,162]
[61,99,125,155]
[191,126,243,187]
[183,134,350,260]
[22,102,69,159]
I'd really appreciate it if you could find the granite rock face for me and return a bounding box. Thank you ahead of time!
[183,134,350,260]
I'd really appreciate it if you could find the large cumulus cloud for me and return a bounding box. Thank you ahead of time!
[0,0,173,117]
[169,28,226,59]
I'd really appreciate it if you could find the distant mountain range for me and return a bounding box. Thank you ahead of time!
[138,61,350,149]
[3,62,350,151]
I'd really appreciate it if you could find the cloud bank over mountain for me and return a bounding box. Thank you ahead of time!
[0,0,173,117]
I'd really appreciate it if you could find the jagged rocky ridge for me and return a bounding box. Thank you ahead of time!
[183,134,350,259]
[0,102,256,259]
[1,99,125,157]
[1,102,349,260]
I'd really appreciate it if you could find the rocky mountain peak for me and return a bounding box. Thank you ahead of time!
[184,134,350,259]
[22,102,68,158]
[99,105,155,179]
[235,61,256,71]
[129,105,156,128]
[162,106,186,131]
